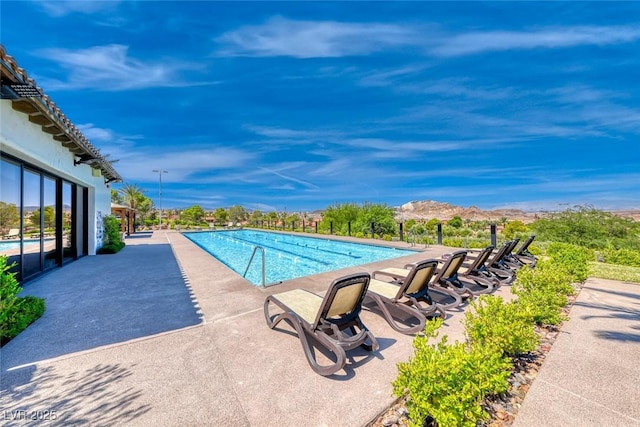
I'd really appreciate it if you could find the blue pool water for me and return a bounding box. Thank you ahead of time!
[183,230,417,286]
[0,240,39,251]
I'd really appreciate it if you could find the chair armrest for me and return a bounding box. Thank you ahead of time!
[372,268,409,281]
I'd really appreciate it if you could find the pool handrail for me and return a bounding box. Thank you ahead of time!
[244,245,266,287]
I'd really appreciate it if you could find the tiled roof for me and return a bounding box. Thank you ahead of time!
[0,44,122,183]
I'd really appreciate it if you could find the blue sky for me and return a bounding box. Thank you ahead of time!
[3,1,640,213]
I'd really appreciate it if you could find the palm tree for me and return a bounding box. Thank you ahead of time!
[119,183,145,210]
[118,183,147,232]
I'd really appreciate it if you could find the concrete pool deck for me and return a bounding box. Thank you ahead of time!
[1,230,638,426]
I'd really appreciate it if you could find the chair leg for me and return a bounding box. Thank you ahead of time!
[367,294,426,335]
[429,285,463,310]
[264,297,348,376]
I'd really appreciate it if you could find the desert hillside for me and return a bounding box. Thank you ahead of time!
[396,200,539,222]
[394,200,640,223]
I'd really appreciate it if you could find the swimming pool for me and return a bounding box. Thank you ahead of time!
[0,239,40,251]
[183,230,417,286]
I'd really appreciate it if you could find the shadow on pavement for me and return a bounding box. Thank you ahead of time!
[1,243,202,371]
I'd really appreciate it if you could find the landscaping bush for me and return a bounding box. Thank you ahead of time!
[442,237,464,248]
[464,295,538,357]
[546,242,593,283]
[466,239,491,249]
[511,260,575,326]
[97,215,125,254]
[0,256,46,346]
[602,248,640,268]
[394,320,511,427]
[531,205,640,250]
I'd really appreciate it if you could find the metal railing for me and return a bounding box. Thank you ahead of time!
[243,245,266,287]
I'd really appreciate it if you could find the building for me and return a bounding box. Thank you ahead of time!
[1,45,122,282]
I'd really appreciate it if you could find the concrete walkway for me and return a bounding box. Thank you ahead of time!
[514,278,640,427]
[1,231,638,426]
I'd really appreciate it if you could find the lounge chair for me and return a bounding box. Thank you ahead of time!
[485,241,518,284]
[5,228,19,239]
[264,273,379,376]
[456,245,501,290]
[433,250,493,298]
[372,261,463,312]
[367,259,445,334]
[501,238,523,269]
[513,235,537,267]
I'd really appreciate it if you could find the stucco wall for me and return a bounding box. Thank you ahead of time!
[0,100,112,255]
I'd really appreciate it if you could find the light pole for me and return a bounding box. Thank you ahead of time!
[152,170,168,229]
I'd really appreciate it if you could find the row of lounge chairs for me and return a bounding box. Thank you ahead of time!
[264,236,537,376]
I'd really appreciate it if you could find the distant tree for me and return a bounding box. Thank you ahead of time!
[503,220,528,239]
[214,208,229,225]
[352,202,397,237]
[111,189,123,204]
[277,211,288,228]
[319,202,360,234]
[470,220,489,231]
[286,213,300,228]
[228,205,248,224]
[532,205,640,249]
[0,202,19,233]
[425,218,440,231]
[249,210,263,226]
[118,183,153,227]
[404,219,417,230]
[181,205,205,225]
[266,211,278,227]
[409,222,426,236]
[31,206,55,230]
[119,183,145,210]
[448,216,463,228]
[136,197,153,225]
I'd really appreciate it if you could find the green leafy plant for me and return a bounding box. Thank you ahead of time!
[531,205,640,250]
[602,248,640,268]
[442,237,464,247]
[394,320,511,427]
[1,255,46,346]
[464,295,538,357]
[546,242,593,283]
[97,215,125,254]
[511,260,575,325]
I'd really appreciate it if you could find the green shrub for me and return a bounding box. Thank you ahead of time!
[442,237,464,247]
[394,320,511,427]
[1,256,21,305]
[602,248,640,267]
[466,239,491,249]
[546,242,593,282]
[420,236,434,245]
[512,261,575,325]
[531,205,640,250]
[97,241,126,254]
[503,220,528,239]
[528,244,542,256]
[464,295,538,357]
[0,256,46,346]
[99,215,125,254]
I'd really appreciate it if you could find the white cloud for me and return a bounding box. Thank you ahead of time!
[430,26,640,57]
[36,45,209,91]
[258,167,319,189]
[215,16,414,58]
[215,18,640,60]
[35,0,119,17]
[108,146,256,183]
